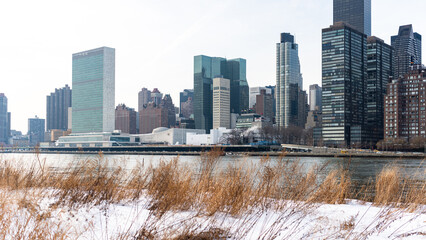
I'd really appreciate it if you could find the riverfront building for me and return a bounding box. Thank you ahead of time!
[213,77,231,129]
[0,93,10,145]
[72,47,115,133]
[28,116,45,146]
[194,55,249,133]
[391,25,422,79]
[366,36,393,145]
[333,0,371,36]
[276,33,305,128]
[255,89,274,123]
[321,22,368,147]
[384,65,426,140]
[46,85,72,131]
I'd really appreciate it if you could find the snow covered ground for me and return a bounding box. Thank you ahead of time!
[4,191,423,240]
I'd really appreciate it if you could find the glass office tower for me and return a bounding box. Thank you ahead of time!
[46,85,72,131]
[0,93,9,144]
[366,36,393,145]
[391,25,422,78]
[194,55,248,132]
[322,23,367,147]
[72,47,115,133]
[276,33,304,128]
[333,0,371,36]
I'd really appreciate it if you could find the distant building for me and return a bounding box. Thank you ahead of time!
[276,33,304,128]
[236,114,271,129]
[194,55,249,133]
[0,93,10,145]
[28,116,45,146]
[333,0,371,36]
[160,94,176,128]
[249,87,272,109]
[366,36,393,145]
[213,77,231,129]
[139,102,168,134]
[186,128,231,145]
[179,89,194,118]
[322,22,368,147]
[46,84,72,131]
[150,88,163,106]
[178,118,195,129]
[384,65,426,140]
[72,47,115,133]
[305,110,322,129]
[138,88,151,110]
[391,25,422,78]
[255,89,273,122]
[139,127,205,145]
[309,84,322,111]
[115,104,137,134]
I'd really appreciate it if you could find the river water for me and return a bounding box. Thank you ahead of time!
[1,153,424,184]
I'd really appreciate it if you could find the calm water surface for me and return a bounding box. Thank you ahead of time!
[1,153,424,184]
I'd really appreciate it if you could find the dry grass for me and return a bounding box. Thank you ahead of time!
[0,151,424,239]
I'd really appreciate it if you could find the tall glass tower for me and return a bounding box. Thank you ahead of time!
[276,33,304,128]
[72,47,115,133]
[391,25,422,78]
[0,93,9,144]
[333,0,371,36]
[322,23,367,147]
[194,55,248,132]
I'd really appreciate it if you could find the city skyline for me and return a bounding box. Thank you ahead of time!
[1,0,425,133]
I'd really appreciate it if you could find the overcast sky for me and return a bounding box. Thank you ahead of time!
[1,0,425,133]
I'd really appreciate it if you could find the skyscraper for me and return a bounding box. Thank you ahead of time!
[72,47,115,133]
[391,25,422,78]
[194,55,248,132]
[0,93,10,144]
[309,84,322,111]
[46,85,72,131]
[322,22,367,147]
[366,36,393,145]
[333,0,371,36]
[276,33,304,128]
[213,77,231,129]
[138,88,151,110]
[179,89,194,118]
[28,116,45,146]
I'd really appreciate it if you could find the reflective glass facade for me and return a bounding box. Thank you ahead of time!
[72,47,115,133]
[0,94,9,144]
[28,117,45,146]
[276,33,305,128]
[322,23,367,147]
[366,37,393,145]
[391,25,422,78]
[194,55,248,132]
[333,0,371,36]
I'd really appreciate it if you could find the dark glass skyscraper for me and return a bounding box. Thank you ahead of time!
[46,85,72,131]
[193,55,248,132]
[391,25,422,78]
[366,36,393,145]
[333,0,371,36]
[0,93,10,144]
[28,116,45,146]
[322,23,368,147]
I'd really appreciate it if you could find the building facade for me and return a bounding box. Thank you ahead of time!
[72,47,115,133]
[322,23,368,147]
[179,89,194,118]
[160,94,176,128]
[333,0,371,36]
[28,116,45,146]
[366,36,393,145]
[276,33,304,128]
[138,88,151,111]
[0,93,10,144]
[115,104,137,134]
[391,25,422,79]
[213,77,231,129]
[194,55,248,133]
[384,66,426,140]
[309,84,322,111]
[46,84,72,131]
[249,87,272,109]
[139,102,168,134]
[255,89,274,123]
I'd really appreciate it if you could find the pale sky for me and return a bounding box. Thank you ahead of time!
[1,0,425,133]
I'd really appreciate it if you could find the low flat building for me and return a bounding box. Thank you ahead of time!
[137,127,205,145]
[186,128,232,145]
[56,131,140,147]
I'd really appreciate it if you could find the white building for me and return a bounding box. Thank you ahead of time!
[138,127,205,145]
[186,127,232,145]
[213,78,231,129]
